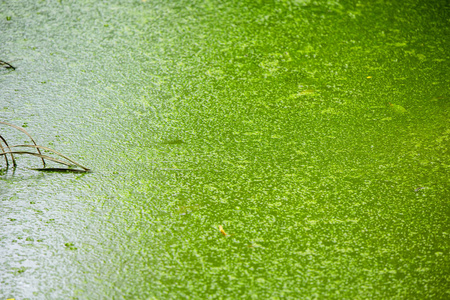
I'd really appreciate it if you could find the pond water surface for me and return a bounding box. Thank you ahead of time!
[1,0,449,299]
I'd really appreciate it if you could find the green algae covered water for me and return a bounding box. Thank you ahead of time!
[1,0,449,298]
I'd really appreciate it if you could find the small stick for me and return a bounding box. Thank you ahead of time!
[29,168,90,173]
[0,134,16,167]
[0,137,9,167]
[0,151,76,168]
[0,60,15,70]
[10,144,90,171]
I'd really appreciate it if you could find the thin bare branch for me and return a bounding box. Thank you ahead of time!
[0,151,75,168]
[0,60,15,70]
[10,144,90,171]
[0,134,16,167]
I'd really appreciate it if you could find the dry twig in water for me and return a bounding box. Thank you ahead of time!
[0,59,15,70]
[0,121,90,172]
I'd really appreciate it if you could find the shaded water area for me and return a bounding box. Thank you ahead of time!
[1,0,449,298]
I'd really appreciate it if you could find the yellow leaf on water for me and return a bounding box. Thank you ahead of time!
[219,225,227,236]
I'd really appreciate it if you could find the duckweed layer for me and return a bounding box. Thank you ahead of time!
[1,0,448,298]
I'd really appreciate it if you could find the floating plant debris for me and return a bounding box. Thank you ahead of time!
[0,59,15,70]
[0,121,90,172]
[219,225,228,236]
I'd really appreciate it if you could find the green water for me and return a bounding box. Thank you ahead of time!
[1,0,449,299]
